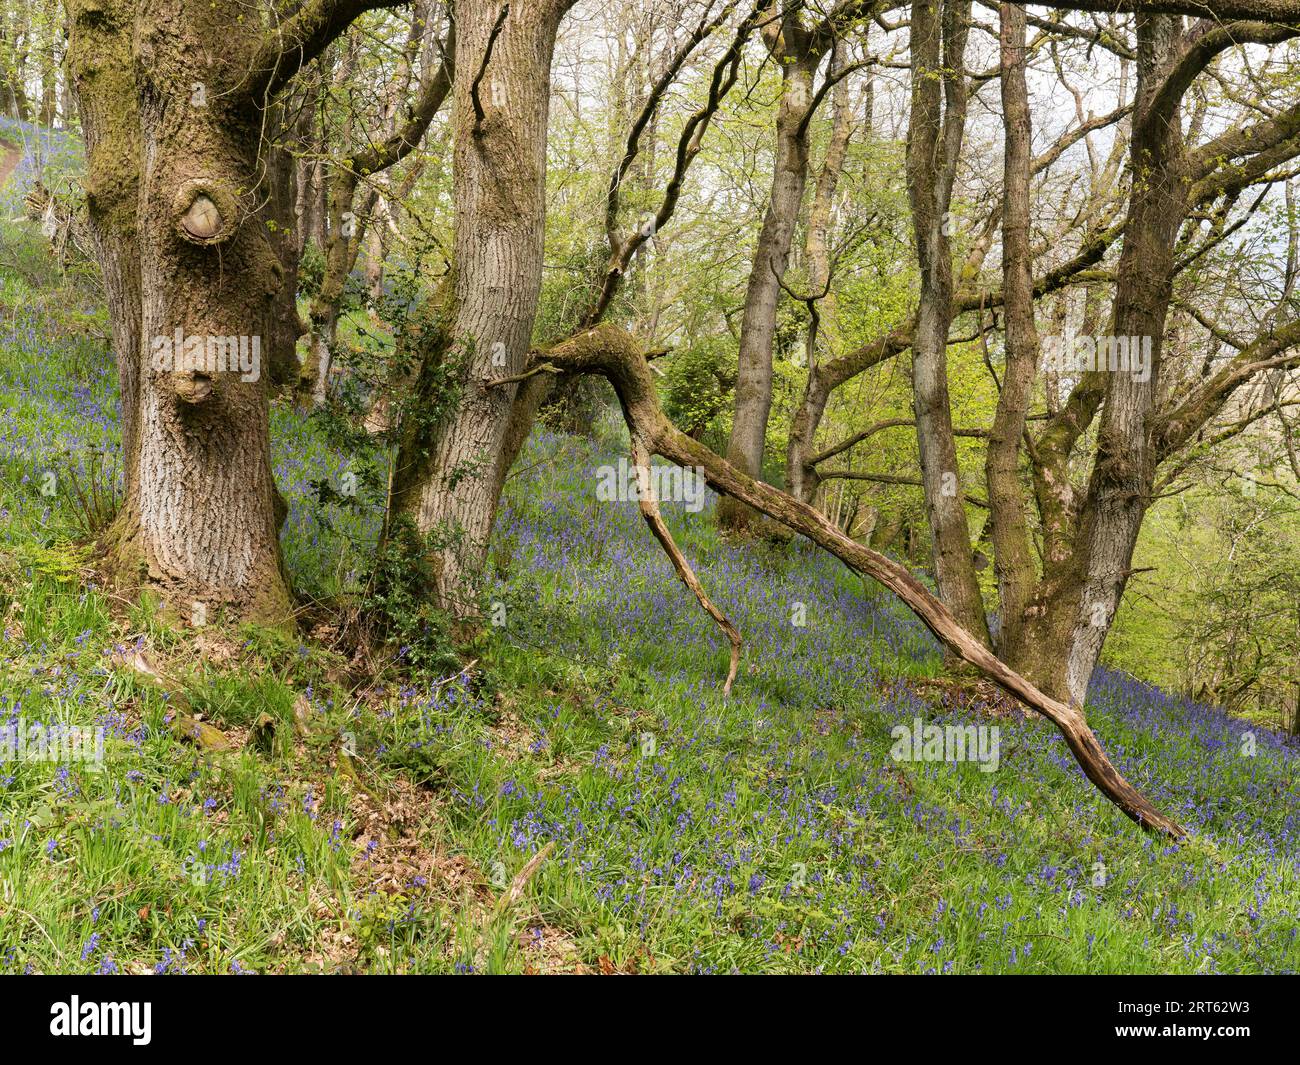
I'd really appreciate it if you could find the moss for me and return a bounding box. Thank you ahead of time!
[67,0,141,243]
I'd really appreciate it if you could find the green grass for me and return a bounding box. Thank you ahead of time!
[1,218,1299,974]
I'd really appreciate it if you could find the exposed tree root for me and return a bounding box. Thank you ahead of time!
[541,323,1186,839]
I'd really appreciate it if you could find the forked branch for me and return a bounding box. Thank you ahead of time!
[541,323,1186,840]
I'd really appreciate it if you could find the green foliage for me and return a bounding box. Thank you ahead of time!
[661,334,736,443]
[1111,480,1300,726]
[14,539,90,585]
[297,240,326,299]
[355,514,462,679]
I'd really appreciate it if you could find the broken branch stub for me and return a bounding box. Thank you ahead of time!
[542,323,1186,840]
[172,179,237,245]
[181,195,222,241]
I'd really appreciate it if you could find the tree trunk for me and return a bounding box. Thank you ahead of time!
[718,23,817,531]
[785,42,852,506]
[66,0,143,482]
[121,0,291,621]
[261,102,307,391]
[786,369,831,503]
[296,114,328,257]
[1063,15,1185,705]
[985,3,1038,659]
[66,0,385,624]
[301,174,368,406]
[905,0,990,646]
[392,0,570,614]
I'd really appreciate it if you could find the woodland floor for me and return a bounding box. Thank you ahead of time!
[1,206,1299,974]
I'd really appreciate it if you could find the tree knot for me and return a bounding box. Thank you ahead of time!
[173,179,237,245]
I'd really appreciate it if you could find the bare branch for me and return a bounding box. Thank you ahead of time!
[248,0,411,103]
[471,5,511,137]
[630,438,743,697]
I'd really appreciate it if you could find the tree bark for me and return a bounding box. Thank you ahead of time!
[261,102,308,391]
[122,0,294,622]
[984,4,1038,660]
[905,0,991,646]
[391,0,572,614]
[66,0,143,483]
[1063,15,1186,704]
[785,41,853,505]
[65,0,400,624]
[717,13,819,531]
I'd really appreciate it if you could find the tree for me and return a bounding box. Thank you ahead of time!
[717,0,841,531]
[903,0,990,645]
[66,0,405,623]
[390,0,577,614]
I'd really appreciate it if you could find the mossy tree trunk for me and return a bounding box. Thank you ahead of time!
[65,0,401,624]
[904,0,991,649]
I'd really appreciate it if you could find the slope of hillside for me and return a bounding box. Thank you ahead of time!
[1,219,1298,974]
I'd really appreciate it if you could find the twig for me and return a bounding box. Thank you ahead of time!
[498,840,556,911]
[471,5,511,138]
[485,361,558,388]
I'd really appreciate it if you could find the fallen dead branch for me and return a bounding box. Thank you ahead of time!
[539,323,1185,839]
[109,646,231,751]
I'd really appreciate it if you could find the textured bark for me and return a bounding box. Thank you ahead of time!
[66,0,143,482]
[260,102,308,391]
[65,0,391,623]
[124,0,293,622]
[392,0,572,614]
[541,323,1185,838]
[905,0,991,646]
[802,44,852,361]
[718,12,819,531]
[984,4,1038,661]
[295,70,329,256]
[1063,15,1186,705]
[785,42,853,505]
[1009,389,1102,696]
